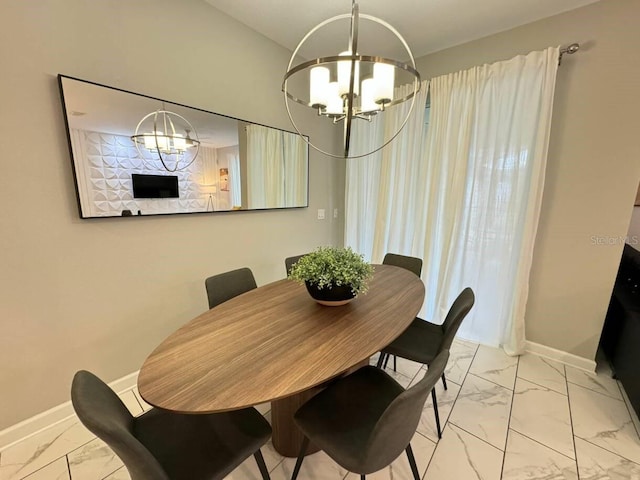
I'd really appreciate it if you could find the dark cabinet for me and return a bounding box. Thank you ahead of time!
[600,244,640,416]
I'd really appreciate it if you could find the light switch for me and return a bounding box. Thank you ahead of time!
[317,209,325,220]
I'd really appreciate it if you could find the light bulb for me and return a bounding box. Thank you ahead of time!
[143,133,156,150]
[374,63,394,105]
[155,133,168,152]
[325,82,344,115]
[173,134,186,152]
[310,66,330,108]
[360,78,379,113]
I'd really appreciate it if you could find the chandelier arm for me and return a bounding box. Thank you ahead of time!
[378,83,422,109]
[153,111,162,151]
[152,112,175,172]
[344,105,352,157]
[344,1,359,156]
[167,114,176,136]
[157,141,201,172]
[174,142,200,172]
[284,88,352,159]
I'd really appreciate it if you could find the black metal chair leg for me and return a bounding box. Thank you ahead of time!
[393,355,397,372]
[360,475,366,480]
[441,372,448,390]
[383,354,390,369]
[291,436,310,480]
[405,443,421,480]
[253,449,270,480]
[431,387,442,439]
[376,353,386,368]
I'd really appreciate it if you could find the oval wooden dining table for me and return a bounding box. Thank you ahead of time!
[138,264,425,457]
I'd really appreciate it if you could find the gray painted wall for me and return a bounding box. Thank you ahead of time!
[0,0,344,429]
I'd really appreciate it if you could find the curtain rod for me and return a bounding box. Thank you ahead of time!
[559,43,580,65]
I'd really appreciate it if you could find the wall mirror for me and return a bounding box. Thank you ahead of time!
[58,75,309,218]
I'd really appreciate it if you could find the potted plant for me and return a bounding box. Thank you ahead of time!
[288,246,374,306]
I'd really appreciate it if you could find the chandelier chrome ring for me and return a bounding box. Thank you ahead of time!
[283,9,421,159]
[131,110,201,172]
[283,55,421,110]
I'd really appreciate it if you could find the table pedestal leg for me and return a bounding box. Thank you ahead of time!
[270,358,370,457]
[271,385,323,457]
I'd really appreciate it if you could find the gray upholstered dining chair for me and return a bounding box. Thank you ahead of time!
[285,254,308,275]
[290,350,450,480]
[380,253,424,371]
[377,287,475,438]
[205,267,257,309]
[71,370,272,480]
[382,253,423,277]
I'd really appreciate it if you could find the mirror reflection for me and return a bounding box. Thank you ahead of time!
[58,75,309,218]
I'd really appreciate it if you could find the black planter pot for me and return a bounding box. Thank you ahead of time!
[305,281,356,306]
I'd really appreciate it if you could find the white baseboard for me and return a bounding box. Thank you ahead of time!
[0,341,596,451]
[0,371,139,452]
[525,341,597,373]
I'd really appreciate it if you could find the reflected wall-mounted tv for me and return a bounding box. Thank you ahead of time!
[132,174,179,198]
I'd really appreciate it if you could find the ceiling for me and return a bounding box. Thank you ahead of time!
[205,0,599,59]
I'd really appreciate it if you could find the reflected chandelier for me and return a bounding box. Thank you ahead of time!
[131,109,201,172]
[283,0,421,159]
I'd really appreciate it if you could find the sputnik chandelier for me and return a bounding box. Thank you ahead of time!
[131,108,201,172]
[283,0,421,158]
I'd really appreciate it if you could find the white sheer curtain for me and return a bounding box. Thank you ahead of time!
[246,125,307,208]
[346,80,430,260]
[346,47,559,353]
[200,145,218,184]
[283,134,308,207]
[70,129,93,216]
[228,152,242,208]
[246,124,284,208]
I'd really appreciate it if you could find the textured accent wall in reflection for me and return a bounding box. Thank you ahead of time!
[71,129,207,217]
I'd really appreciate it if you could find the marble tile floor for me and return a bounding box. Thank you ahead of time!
[3,339,640,480]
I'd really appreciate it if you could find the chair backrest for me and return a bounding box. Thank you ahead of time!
[440,287,475,352]
[382,253,423,277]
[71,371,170,480]
[363,350,449,472]
[285,254,307,275]
[205,267,257,309]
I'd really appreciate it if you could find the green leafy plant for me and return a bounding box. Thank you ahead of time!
[288,246,374,295]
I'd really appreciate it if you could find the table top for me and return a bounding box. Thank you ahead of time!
[138,264,425,413]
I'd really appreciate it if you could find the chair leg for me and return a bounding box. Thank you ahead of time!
[441,372,448,390]
[291,436,310,480]
[254,449,270,480]
[383,354,390,369]
[431,387,442,439]
[393,355,397,372]
[376,353,386,368]
[360,476,366,480]
[405,443,421,480]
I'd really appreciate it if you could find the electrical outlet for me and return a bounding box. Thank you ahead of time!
[317,209,325,220]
